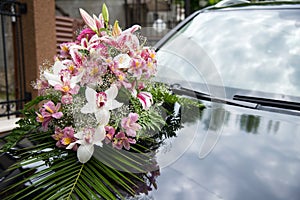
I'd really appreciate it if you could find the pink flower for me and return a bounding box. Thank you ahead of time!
[100,25,141,53]
[76,28,95,41]
[121,113,141,137]
[36,101,63,130]
[52,126,77,150]
[79,8,105,36]
[59,42,76,58]
[137,91,153,110]
[104,126,116,143]
[43,61,83,98]
[128,58,144,79]
[53,74,80,95]
[113,132,136,150]
[61,94,73,104]
[33,79,49,95]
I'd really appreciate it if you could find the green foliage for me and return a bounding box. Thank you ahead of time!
[0,95,54,153]
[0,82,205,200]
[0,119,158,200]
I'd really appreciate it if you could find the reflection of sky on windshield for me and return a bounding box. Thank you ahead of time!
[151,106,300,199]
[157,9,300,99]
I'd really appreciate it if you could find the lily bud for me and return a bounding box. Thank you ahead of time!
[112,20,122,36]
[102,3,109,24]
[137,92,153,110]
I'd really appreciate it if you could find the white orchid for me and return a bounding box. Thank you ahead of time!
[81,84,123,125]
[66,126,105,163]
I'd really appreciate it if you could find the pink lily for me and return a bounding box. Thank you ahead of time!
[76,28,96,41]
[79,8,105,36]
[99,24,141,53]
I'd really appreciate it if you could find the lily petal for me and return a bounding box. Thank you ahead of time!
[79,8,96,31]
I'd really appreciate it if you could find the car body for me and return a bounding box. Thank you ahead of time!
[149,1,300,199]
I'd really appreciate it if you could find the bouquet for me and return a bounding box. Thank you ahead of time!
[0,4,204,200]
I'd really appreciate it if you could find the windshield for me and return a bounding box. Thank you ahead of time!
[156,8,300,101]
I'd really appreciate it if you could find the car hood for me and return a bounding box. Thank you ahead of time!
[148,102,300,200]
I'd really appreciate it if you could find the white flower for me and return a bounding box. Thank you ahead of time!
[81,84,123,125]
[114,54,131,69]
[66,126,105,163]
[43,61,83,89]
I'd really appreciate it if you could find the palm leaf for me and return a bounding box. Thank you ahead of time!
[0,126,157,200]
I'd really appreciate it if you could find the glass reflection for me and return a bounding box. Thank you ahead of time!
[157,9,300,101]
[239,114,260,134]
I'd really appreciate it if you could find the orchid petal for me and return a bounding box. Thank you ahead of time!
[66,142,76,150]
[81,103,95,114]
[52,112,63,119]
[43,71,62,86]
[93,125,106,146]
[114,54,131,69]
[77,144,94,163]
[106,99,123,110]
[53,61,66,74]
[70,72,84,88]
[74,131,84,140]
[85,87,97,104]
[95,109,110,125]
[105,84,118,100]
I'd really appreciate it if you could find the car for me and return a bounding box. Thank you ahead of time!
[148,0,300,199]
[1,1,300,199]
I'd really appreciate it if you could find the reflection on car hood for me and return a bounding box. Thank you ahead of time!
[149,102,300,200]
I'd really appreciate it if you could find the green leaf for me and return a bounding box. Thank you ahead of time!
[1,135,156,200]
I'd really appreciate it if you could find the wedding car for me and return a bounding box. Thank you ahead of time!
[1,1,300,199]
[150,0,300,199]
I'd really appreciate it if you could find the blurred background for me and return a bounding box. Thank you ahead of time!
[0,0,219,122]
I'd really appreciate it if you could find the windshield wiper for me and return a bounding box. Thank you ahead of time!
[233,95,300,111]
[169,84,300,115]
[170,84,258,109]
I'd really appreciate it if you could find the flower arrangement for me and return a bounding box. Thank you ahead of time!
[0,4,204,200]
[33,4,164,164]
